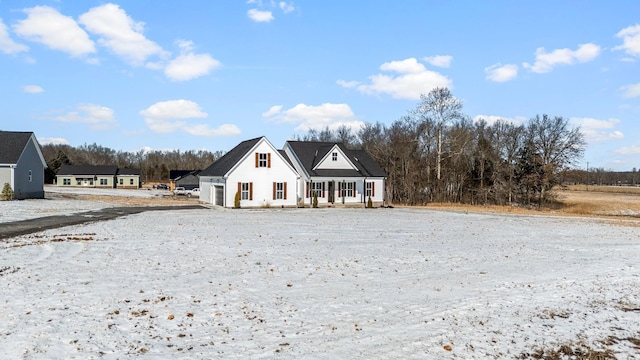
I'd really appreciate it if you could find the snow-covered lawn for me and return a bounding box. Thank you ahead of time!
[0,186,176,223]
[45,185,172,199]
[1,207,639,358]
[0,196,110,223]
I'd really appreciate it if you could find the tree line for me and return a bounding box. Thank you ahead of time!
[41,143,223,184]
[297,88,587,207]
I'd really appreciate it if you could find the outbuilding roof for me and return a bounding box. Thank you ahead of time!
[0,131,36,164]
[56,165,119,176]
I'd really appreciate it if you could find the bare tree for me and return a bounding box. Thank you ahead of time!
[526,114,586,205]
[414,88,464,181]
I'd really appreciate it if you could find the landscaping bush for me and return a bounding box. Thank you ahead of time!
[312,192,318,208]
[367,196,373,208]
[1,183,14,201]
[234,191,241,208]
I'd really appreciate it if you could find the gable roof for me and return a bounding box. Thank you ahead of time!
[0,131,42,165]
[116,168,141,176]
[174,170,200,181]
[170,170,195,180]
[199,137,262,177]
[285,141,386,178]
[56,164,119,176]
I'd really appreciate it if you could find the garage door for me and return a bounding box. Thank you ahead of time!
[214,185,224,206]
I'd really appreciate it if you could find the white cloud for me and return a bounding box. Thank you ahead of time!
[140,99,239,137]
[336,80,359,88]
[485,63,518,82]
[262,105,283,117]
[23,85,44,93]
[140,99,207,120]
[614,144,640,155]
[522,43,601,73]
[164,53,221,81]
[53,104,116,130]
[614,24,640,58]
[183,123,241,137]
[473,115,526,126]
[0,18,28,54]
[279,2,295,14]
[13,6,95,57]
[340,58,451,100]
[247,9,274,22]
[571,117,624,144]
[38,137,69,145]
[423,55,452,68]
[78,3,166,66]
[263,103,363,132]
[620,83,640,98]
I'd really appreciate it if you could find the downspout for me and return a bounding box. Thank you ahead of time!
[362,176,367,204]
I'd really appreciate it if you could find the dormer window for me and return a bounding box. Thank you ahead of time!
[332,152,338,161]
[255,153,271,168]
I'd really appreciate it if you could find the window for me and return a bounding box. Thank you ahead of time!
[275,182,285,200]
[312,182,323,198]
[28,170,32,182]
[76,179,82,186]
[240,183,252,200]
[119,179,123,185]
[366,181,375,197]
[332,152,338,161]
[130,178,134,185]
[100,179,108,185]
[63,179,71,185]
[339,181,355,197]
[255,152,271,168]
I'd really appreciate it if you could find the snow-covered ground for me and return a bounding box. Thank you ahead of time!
[0,186,174,223]
[45,185,172,199]
[1,206,640,358]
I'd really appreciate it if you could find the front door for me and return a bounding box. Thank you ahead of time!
[328,181,334,203]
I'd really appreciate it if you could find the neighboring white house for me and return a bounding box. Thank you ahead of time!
[0,131,47,199]
[55,165,141,189]
[199,137,387,208]
[198,137,300,208]
[283,140,387,207]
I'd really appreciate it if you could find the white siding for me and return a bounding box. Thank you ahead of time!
[314,146,356,170]
[226,140,298,208]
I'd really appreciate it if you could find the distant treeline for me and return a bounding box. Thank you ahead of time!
[41,88,636,207]
[41,143,223,185]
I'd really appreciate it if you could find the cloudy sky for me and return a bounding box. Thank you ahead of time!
[1,1,639,170]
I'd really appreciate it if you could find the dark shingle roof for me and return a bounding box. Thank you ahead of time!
[117,168,141,176]
[199,137,262,177]
[56,164,119,176]
[285,141,386,178]
[0,131,34,164]
[169,170,195,180]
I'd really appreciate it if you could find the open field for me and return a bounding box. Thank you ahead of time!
[421,186,640,222]
[1,194,640,358]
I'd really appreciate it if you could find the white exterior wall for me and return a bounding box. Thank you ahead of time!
[227,140,298,208]
[200,139,299,208]
[315,148,354,170]
[0,167,12,190]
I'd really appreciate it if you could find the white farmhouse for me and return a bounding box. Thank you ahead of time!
[198,137,300,208]
[199,136,387,208]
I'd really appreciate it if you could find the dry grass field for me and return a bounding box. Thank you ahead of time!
[422,185,640,222]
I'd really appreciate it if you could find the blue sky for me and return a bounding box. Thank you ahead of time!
[1,1,639,170]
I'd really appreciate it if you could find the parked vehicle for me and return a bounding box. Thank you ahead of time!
[173,187,187,196]
[187,188,200,198]
[156,184,169,190]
